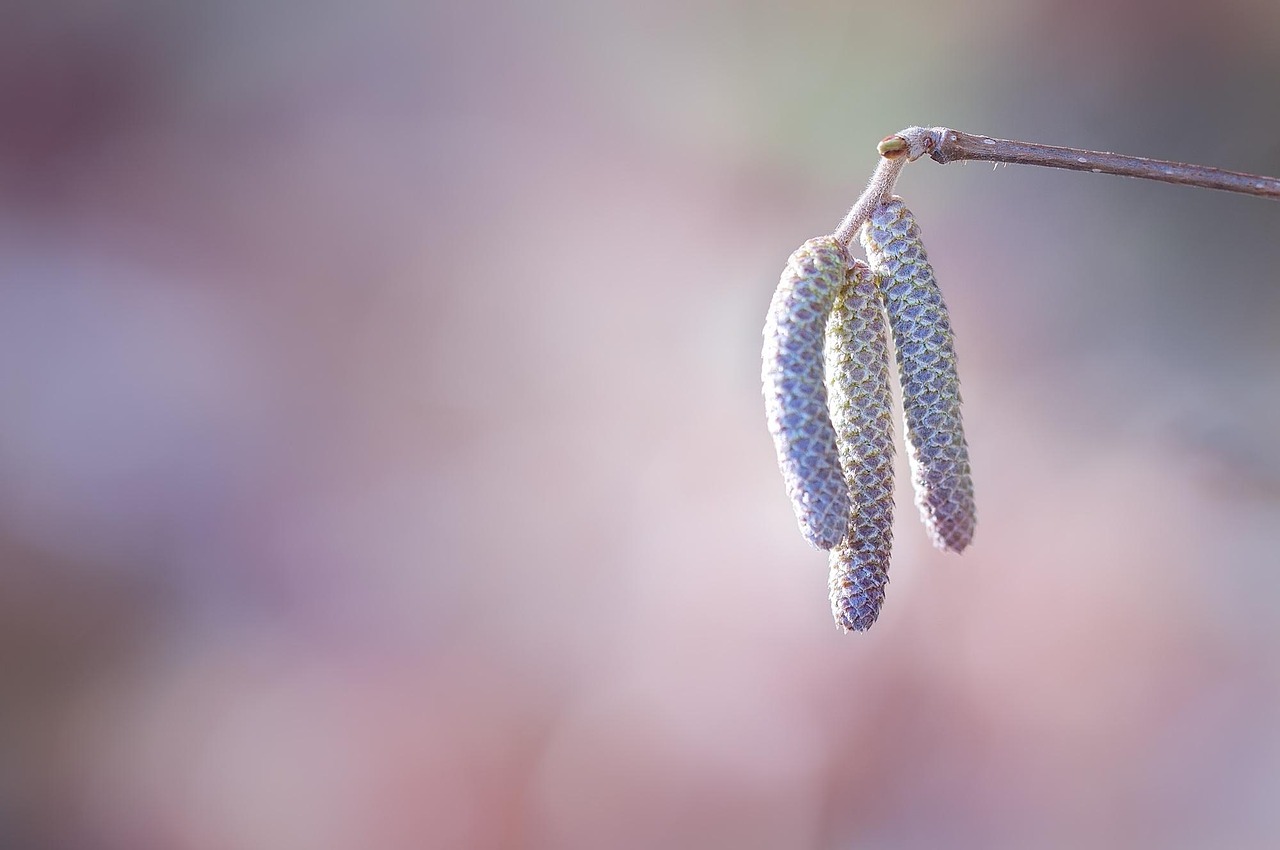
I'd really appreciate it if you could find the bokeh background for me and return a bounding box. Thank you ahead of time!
[4,1,1280,848]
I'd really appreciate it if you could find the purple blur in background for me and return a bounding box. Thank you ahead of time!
[3,1,1280,848]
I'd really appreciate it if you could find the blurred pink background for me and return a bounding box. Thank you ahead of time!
[4,1,1280,848]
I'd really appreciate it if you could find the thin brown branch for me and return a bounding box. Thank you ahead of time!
[879,127,1280,200]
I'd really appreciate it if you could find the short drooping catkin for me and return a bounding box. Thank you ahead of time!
[762,236,851,550]
[860,197,976,552]
[825,262,895,631]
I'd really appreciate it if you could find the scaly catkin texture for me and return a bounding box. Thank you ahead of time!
[861,197,976,552]
[825,261,896,631]
[762,236,851,550]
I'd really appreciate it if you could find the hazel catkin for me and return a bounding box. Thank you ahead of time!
[762,236,851,550]
[825,261,896,630]
[860,197,976,553]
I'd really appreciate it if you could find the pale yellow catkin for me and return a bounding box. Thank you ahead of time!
[825,261,896,631]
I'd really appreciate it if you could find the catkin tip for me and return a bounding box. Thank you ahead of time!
[829,547,890,632]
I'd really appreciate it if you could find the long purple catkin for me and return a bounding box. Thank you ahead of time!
[762,236,851,550]
[860,197,976,553]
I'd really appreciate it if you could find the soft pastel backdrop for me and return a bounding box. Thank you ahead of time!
[3,1,1280,848]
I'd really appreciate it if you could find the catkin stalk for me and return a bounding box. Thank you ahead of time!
[825,262,896,631]
[860,197,976,552]
[762,236,852,550]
